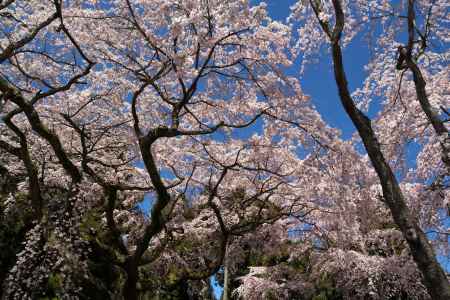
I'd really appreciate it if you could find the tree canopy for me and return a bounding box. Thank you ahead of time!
[0,0,448,299]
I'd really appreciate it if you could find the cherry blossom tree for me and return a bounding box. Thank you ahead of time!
[0,0,330,298]
[289,0,449,299]
[0,0,448,299]
[227,141,439,299]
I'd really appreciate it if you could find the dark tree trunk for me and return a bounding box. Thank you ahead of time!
[325,1,450,298]
[123,258,139,300]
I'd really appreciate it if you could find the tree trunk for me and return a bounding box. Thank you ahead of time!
[329,32,450,299]
[222,242,230,300]
[123,258,139,300]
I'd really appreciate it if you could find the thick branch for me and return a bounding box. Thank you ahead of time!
[132,136,172,262]
[0,79,82,182]
[105,186,129,255]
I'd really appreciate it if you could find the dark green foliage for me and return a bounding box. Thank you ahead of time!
[0,189,34,296]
